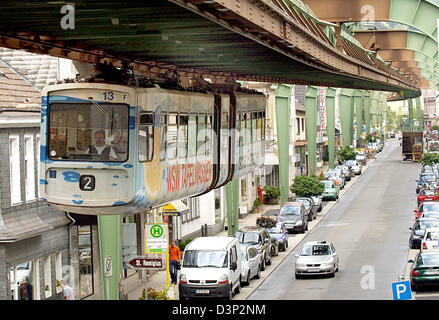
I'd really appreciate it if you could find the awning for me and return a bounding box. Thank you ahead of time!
[162,200,190,217]
[264,152,279,165]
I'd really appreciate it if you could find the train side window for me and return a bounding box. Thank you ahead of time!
[197,114,206,156]
[168,113,178,159]
[188,114,197,157]
[178,114,188,158]
[159,113,167,161]
[138,113,154,162]
[221,113,228,150]
[206,114,212,156]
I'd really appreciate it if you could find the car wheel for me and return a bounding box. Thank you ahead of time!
[329,266,335,278]
[305,223,308,231]
[286,241,288,249]
[226,285,233,300]
[261,258,266,271]
[411,282,418,291]
[318,205,322,212]
[234,278,241,294]
[266,253,272,265]
[255,265,261,279]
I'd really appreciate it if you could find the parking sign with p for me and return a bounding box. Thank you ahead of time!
[392,281,412,300]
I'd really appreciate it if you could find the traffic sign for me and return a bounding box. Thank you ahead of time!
[145,223,168,254]
[392,281,412,300]
[127,256,163,270]
[104,256,113,278]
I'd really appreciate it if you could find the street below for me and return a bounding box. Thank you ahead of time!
[248,140,420,300]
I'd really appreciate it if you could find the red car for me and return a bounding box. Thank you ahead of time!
[417,188,439,205]
[414,201,439,219]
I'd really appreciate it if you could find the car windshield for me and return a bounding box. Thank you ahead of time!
[426,232,439,241]
[421,175,436,182]
[235,232,260,245]
[267,225,283,234]
[417,254,439,266]
[422,203,439,212]
[296,199,311,207]
[300,245,330,256]
[324,181,334,188]
[182,250,228,268]
[279,205,301,216]
[419,220,439,229]
[49,102,129,162]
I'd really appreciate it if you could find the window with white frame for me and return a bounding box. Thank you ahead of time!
[55,252,62,294]
[44,255,52,298]
[36,134,41,199]
[24,134,36,202]
[9,135,21,205]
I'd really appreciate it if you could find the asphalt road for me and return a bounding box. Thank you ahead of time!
[248,140,420,300]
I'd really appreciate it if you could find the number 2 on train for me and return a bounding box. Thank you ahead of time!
[103,91,114,101]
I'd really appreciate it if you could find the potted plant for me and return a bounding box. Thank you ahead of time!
[251,197,261,213]
[263,186,280,205]
[146,287,170,300]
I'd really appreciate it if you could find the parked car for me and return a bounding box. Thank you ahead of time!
[276,202,308,233]
[325,170,345,189]
[417,187,439,205]
[295,197,317,221]
[311,195,323,212]
[414,201,439,219]
[294,241,339,279]
[409,218,439,249]
[416,174,438,194]
[420,228,439,252]
[345,160,362,175]
[335,164,352,181]
[356,151,366,162]
[239,245,261,286]
[322,180,339,201]
[267,222,288,252]
[410,251,439,291]
[179,236,242,300]
[235,226,273,271]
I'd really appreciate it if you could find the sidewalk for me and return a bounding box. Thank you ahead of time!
[125,204,279,300]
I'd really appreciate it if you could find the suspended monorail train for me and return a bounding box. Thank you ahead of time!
[40,83,267,215]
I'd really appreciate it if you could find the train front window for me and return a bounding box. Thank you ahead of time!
[49,103,129,161]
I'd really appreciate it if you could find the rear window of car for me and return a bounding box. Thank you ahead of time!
[324,181,334,188]
[417,254,439,266]
[426,232,439,240]
[280,205,301,215]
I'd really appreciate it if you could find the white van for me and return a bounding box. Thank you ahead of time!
[178,236,242,300]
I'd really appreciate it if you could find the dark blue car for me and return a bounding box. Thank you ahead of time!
[267,222,288,252]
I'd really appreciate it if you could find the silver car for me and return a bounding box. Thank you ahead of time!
[345,160,362,175]
[295,241,339,278]
[240,245,261,285]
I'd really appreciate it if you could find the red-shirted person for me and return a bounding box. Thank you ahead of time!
[169,241,182,285]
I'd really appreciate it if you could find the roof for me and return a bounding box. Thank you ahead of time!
[0,58,41,109]
[186,236,236,250]
[0,47,58,90]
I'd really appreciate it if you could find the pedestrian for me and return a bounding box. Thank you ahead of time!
[169,241,182,285]
[59,280,76,300]
[257,185,263,204]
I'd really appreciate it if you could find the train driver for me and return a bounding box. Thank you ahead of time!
[87,130,117,161]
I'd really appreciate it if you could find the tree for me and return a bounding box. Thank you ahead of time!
[336,146,356,163]
[420,153,439,167]
[290,175,325,198]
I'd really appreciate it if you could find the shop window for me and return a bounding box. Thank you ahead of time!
[78,225,94,299]
[44,256,52,298]
[241,179,248,201]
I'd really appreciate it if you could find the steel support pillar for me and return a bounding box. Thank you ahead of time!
[275,84,292,206]
[98,215,122,300]
[363,91,371,137]
[371,91,378,135]
[305,86,319,175]
[354,90,363,146]
[339,89,354,147]
[408,99,414,132]
[326,88,337,169]
[416,97,423,132]
[226,179,239,236]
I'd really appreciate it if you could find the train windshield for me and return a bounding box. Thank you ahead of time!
[48,103,129,161]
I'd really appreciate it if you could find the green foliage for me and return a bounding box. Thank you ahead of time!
[256,216,277,228]
[420,153,439,167]
[318,172,326,181]
[178,238,193,251]
[263,186,280,200]
[336,146,356,162]
[290,175,325,198]
[146,287,170,300]
[250,197,262,213]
